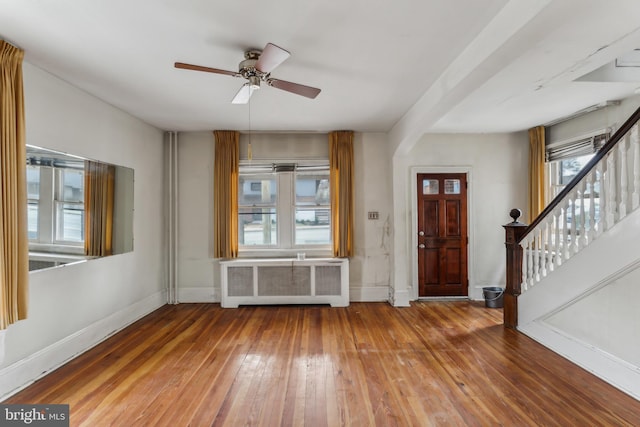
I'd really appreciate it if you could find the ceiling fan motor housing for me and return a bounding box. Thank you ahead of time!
[239,49,268,81]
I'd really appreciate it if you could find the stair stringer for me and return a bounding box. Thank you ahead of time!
[517,207,640,400]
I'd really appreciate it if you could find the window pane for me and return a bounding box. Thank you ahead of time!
[28,203,38,240]
[56,202,84,242]
[60,170,84,203]
[296,175,329,206]
[295,208,330,245]
[559,154,593,185]
[444,179,461,194]
[239,208,277,245]
[27,166,40,200]
[422,179,439,194]
[239,175,276,205]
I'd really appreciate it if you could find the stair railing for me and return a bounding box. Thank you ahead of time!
[503,105,640,328]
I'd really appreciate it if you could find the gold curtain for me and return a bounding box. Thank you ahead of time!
[213,130,239,258]
[528,125,546,223]
[0,41,28,329]
[84,161,115,257]
[329,131,354,258]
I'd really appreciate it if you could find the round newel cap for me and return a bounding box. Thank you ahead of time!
[509,208,522,223]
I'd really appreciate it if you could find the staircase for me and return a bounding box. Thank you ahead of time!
[504,106,640,400]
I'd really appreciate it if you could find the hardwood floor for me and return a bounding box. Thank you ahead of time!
[5,302,640,426]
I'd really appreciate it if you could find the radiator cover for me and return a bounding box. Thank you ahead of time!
[220,258,349,308]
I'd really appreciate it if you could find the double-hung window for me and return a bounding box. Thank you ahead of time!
[545,131,608,226]
[27,160,85,254]
[294,169,330,245]
[238,162,331,253]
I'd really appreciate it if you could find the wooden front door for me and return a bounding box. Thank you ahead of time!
[417,173,468,297]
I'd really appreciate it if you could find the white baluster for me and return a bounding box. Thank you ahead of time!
[619,136,628,220]
[545,217,554,273]
[596,161,605,237]
[563,200,571,261]
[554,208,562,268]
[521,241,529,292]
[578,180,588,248]
[540,224,547,278]
[527,237,533,289]
[586,171,595,243]
[570,193,579,254]
[533,230,540,283]
[606,151,617,229]
[632,124,640,210]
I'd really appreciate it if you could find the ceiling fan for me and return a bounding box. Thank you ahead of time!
[175,43,321,104]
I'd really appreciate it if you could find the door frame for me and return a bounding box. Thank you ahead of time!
[410,166,475,300]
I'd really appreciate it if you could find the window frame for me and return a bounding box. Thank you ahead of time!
[237,161,332,257]
[545,130,608,206]
[27,164,85,255]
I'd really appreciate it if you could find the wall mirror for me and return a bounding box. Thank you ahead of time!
[26,145,134,271]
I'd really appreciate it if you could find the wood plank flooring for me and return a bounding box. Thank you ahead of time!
[5,302,640,426]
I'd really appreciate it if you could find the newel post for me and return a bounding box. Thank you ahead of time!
[503,209,528,329]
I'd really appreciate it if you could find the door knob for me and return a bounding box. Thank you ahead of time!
[418,231,425,236]
[418,244,425,249]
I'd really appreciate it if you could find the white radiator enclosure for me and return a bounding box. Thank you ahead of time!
[220,258,349,308]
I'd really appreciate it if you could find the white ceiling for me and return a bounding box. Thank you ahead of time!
[2,0,640,137]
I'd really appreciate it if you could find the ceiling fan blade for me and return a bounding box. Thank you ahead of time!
[175,62,241,77]
[268,78,321,99]
[231,83,258,104]
[255,43,290,73]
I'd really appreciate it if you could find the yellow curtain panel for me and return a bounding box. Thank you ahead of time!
[0,41,28,329]
[528,125,546,223]
[329,131,354,258]
[213,130,239,259]
[84,161,115,257]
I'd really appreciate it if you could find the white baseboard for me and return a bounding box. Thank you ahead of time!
[0,290,166,401]
[519,320,640,401]
[178,286,389,304]
[390,288,411,307]
[178,287,218,303]
[349,286,390,302]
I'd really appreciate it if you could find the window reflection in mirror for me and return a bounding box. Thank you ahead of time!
[26,145,134,271]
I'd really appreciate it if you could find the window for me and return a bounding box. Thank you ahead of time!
[294,172,330,245]
[547,154,595,200]
[238,174,277,246]
[26,166,40,240]
[238,163,331,252]
[27,164,85,253]
[546,131,607,227]
[55,169,84,243]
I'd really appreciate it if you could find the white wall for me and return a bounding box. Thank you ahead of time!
[0,63,165,398]
[175,131,393,302]
[351,133,392,301]
[390,132,528,304]
[544,261,640,368]
[175,131,218,302]
[548,95,640,144]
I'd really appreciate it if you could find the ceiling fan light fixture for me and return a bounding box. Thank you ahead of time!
[232,83,256,104]
[248,75,261,90]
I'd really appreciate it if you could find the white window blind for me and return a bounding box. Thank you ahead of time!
[545,132,608,162]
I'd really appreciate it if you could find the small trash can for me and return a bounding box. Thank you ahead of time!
[482,287,504,308]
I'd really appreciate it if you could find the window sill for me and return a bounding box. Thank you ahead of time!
[29,252,90,272]
[236,248,333,259]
